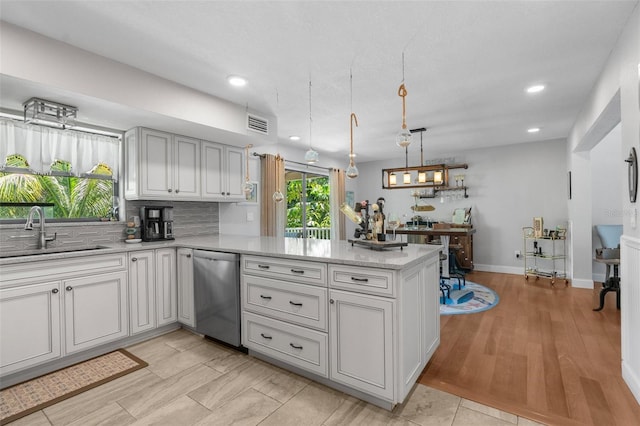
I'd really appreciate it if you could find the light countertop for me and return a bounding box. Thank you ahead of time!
[0,236,441,270]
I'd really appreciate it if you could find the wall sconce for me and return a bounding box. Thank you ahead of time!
[434,171,443,185]
[389,173,397,186]
[403,171,411,184]
[418,171,427,183]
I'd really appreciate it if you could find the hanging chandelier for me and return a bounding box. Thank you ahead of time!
[304,80,319,164]
[395,53,412,148]
[346,70,359,179]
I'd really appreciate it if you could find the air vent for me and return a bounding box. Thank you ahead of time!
[247,114,269,135]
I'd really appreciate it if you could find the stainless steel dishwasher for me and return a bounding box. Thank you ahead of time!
[193,250,242,348]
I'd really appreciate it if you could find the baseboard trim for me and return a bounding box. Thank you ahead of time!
[571,278,594,289]
[622,361,640,405]
[473,264,522,275]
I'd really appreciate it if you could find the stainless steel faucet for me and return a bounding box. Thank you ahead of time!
[24,206,56,249]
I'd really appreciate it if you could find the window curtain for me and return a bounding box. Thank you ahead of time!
[329,168,346,241]
[260,154,285,237]
[0,119,120,180]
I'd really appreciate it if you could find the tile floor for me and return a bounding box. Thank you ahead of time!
[10,329,546,425]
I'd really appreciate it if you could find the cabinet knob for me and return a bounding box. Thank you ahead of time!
[186,254,192,258]
[168,188,173,193]
[66,286,73,291]
[131,257,137,262]
[176,189,180,193]
[330,299,335,304]
[51,288,59,294]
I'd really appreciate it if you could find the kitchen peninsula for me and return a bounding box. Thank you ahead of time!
[0,236,441,410]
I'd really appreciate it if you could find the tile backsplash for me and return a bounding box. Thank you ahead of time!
[0,201,219,252]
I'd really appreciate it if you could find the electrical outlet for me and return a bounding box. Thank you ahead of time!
[515,250,521,259]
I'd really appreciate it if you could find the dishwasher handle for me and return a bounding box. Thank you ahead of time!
[193,250,239,263]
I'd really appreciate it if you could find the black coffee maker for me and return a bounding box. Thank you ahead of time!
[140,206,174,241]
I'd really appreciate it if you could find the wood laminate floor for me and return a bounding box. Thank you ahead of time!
[419,271,640,426]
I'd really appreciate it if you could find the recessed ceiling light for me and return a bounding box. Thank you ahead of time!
[227,75,247,87]
[527,127,541,133]
[289,135,301,141]
[526,84,545,94]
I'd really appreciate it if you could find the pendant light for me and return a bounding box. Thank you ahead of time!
[403,146,411,184]
[304,80,319,164]
[346,70,359,179]
[242,144,253,195]
[416,128,427,183]
[272,154,284,203]
[395,52,412,148]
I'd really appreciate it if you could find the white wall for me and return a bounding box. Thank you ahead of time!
[355,139,568,274]
[566,2,640,404]
[591,123,623,282]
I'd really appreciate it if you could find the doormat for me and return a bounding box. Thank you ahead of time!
[0,349,147,425]
[440,281,499,315]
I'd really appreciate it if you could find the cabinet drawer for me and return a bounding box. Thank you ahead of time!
[243,275,327,331]
[1,254,127,286]
[243,312,328,377]
[242,255,327,287]
[329,265,395,297]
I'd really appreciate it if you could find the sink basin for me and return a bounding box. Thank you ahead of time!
[0,246,111,259]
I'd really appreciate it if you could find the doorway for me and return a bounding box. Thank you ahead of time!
[284,170,331,239]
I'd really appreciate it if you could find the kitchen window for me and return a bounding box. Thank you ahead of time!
[0,119,121,222]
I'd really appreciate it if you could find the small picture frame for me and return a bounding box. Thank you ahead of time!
[243,181,258,204]
[533,217,544,238]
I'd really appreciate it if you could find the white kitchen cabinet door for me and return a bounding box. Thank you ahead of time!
[201,141,224,200]
[329,289,394,400]
[201,142,245,201]
[156,248,178,326]
[64,271,129,354]
[140,128,173,198]
[177,248,195,327]
[0,281,62,376]
[174,135,201,199]
[225,145,245,201]
[128,250,156,335]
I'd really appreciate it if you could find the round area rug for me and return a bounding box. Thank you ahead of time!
[440,281,499,315]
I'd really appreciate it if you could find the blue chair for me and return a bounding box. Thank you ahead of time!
[593,224,622,311]
[448,248,467,290]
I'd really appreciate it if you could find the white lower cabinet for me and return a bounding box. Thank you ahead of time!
[128,250,156,334]
[0,281,62,376]
[0,254,129,377]
[177,248,195,327]
[156,248,178,326]
[329,289,394,400]
[242,253,440,408]
[63,271,129,354]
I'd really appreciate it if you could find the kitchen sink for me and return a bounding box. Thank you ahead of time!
[0,245,111,259]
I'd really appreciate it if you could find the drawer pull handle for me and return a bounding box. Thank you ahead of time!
[289,343,303,350]
[290,269,305,274]
[260,333,272,340]
[260,295,272,300]
[258,264,270,269]
[51,288,59,294]
[350,276,369,282]
[289,301,303,307]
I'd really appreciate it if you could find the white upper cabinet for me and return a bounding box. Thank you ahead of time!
[125,127,244,202]
[201,141,245,201]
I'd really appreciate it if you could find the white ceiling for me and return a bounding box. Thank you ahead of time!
[0,0,637,163]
